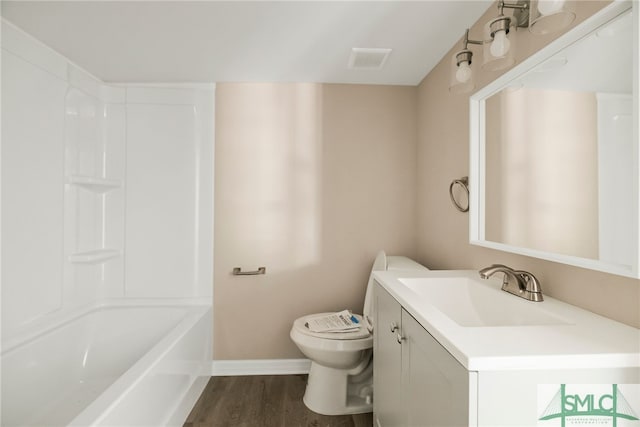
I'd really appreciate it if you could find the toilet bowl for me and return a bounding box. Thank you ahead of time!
[290,314,374,415]
[289,251,428,415]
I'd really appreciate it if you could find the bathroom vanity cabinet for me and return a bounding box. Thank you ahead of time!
[373,283,474,427]
[373,282,402,426]
[372,272,640,427]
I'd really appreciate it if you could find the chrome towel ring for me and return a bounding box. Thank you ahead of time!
[449,176,469,212]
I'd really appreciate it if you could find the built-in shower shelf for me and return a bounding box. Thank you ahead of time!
[68,249,120,264]
[67,175,122,193]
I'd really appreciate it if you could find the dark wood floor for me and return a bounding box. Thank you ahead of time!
[184,375,373,427]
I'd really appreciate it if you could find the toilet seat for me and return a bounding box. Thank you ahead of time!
[293,313,371,340]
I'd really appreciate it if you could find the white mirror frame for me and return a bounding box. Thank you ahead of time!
[469,1,639,278]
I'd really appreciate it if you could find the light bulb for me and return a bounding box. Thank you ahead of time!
[490,30,510,57]
[537,0,565,16]
[455,61,472,83]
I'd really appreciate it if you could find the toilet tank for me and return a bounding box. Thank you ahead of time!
[386,256,430,272]
[362,253,428,332]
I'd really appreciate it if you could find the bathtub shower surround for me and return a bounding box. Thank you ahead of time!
[2,303,212,427]
[1,20,214,426]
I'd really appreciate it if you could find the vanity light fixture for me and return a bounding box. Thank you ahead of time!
[529,0,576,35]
[449,0,576,93]
[482,2,518,72]
[449,29,483,93]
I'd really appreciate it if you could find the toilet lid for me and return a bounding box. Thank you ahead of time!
[293,313,371,340]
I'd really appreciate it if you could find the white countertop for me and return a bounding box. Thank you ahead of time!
[373,269,640,371]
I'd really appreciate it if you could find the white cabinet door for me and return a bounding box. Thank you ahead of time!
[401,309,471,427]
[374,282,403,427]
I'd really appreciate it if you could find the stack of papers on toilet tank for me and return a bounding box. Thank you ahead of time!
[306,310,361,333]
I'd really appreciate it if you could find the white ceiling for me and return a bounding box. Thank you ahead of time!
[0,1,492,85]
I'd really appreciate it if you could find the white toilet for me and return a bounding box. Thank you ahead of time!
[289,251,428,415]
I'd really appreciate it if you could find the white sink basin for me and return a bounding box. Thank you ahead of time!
[399,277,570,327]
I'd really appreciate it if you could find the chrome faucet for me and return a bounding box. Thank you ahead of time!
[478,264,543,302]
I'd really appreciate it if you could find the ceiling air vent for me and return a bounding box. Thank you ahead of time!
[348,48,392,69]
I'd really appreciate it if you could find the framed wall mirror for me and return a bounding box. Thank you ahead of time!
[469,1,639,278]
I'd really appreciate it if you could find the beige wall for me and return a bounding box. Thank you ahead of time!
[214,83,418,359]
[416,0,640,328]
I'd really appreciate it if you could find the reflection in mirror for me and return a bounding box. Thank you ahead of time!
[470,3,638,277]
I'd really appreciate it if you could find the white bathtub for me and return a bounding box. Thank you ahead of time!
[1,301,212,427]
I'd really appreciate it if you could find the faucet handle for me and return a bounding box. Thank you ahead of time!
[515,271,543,301]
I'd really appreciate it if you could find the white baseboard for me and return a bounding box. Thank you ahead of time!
[211,358,311,376]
